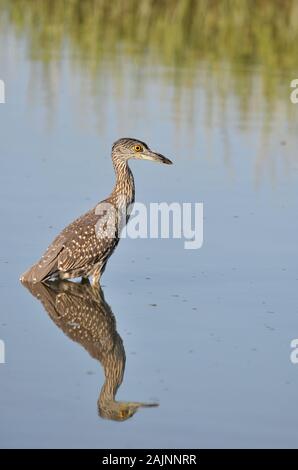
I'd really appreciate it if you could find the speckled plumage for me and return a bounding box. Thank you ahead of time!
[20,138,172,285]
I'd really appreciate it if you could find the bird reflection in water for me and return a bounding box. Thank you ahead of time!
[22,280,158,421]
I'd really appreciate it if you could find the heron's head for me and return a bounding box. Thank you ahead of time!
[112,137,172,165]
[98,400,159,422]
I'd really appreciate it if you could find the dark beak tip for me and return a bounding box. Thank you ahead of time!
[160,156,173,165]
[151,152,173,165]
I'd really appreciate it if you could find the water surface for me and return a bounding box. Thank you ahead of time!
[0,1,298,448]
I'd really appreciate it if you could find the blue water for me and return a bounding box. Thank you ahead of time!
[0,26,298,448]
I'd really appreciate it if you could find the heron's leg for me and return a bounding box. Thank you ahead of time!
[90,261,104,287]
[91,273,101,287]
[90,263,101,287]
[60,271,71,280]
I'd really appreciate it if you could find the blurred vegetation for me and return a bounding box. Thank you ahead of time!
[0,0,297,124]
[0,0,296,182]
[1,0,298,69]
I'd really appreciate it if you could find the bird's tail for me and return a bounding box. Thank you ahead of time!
[20,258,57,284]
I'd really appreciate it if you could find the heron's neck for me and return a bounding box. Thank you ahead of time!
[99,375,120,405]
[99,345,125,405]
[109,157,135,209]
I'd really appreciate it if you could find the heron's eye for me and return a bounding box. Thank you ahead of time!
[134,145,143,152]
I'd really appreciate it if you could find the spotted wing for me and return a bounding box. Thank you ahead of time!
[57,210,118,275]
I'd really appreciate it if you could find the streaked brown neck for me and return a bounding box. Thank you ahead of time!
[98,339,125,407]
[108,154,135,210]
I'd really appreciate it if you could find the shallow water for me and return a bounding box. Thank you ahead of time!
[1,3,298,448]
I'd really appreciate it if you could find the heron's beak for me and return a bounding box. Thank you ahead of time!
[118,401,159,419]
[138,150,172,165]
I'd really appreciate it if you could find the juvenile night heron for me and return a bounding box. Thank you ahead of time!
[20,138,172,285]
